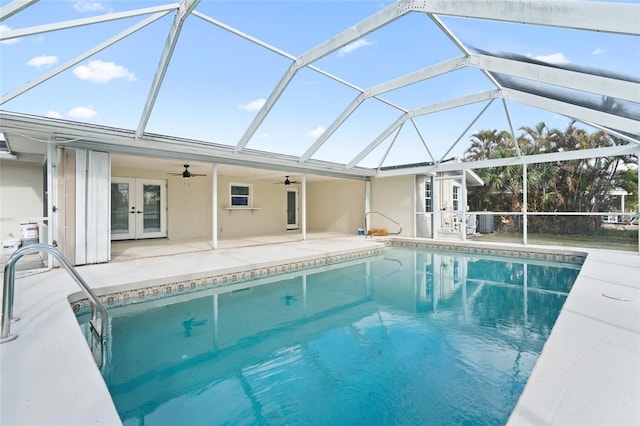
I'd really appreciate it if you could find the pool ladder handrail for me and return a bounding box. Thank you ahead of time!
[364,211,403,236]
[1,243,108,367]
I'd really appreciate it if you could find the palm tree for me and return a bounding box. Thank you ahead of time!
[520,122,561,153]
[465,122,638,233]
[465,129,510,161]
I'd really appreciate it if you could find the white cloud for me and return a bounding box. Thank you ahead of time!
[45,110,63,119]
[530,52,570,65]
[68,106,97,118]
[592,48,604,55]
[72,1,107,12]
[238,98,266,112]
[27,55,58,68]
[308,126,326,138]
[0,25,20,45]
[338,39,374,57]
[73,60,136,83]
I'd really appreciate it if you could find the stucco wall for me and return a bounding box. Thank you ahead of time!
[216,175,289,238]
[0,159,43,242]
[111,165,213,240]
[169,175,213,240]
[370,175,414,237]
[306,179,365,234]
[109,167,366,240]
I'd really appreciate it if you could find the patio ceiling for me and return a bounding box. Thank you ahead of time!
[1,0,638,178]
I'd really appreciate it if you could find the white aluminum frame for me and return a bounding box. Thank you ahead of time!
[0,0,638,181]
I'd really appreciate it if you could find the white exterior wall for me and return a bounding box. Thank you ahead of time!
[0,159,43,242]
[111,167,362,240]
[216,175,289,238]
[306,179,365,234]
[370,175,414,237]
[111,165,214,240]
[169,175,212,240]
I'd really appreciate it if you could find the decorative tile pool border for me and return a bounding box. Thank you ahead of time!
[72,239,586,314]
[385,238,586,264]
[71,246,384,313]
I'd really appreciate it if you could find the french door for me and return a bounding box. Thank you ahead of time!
[286,188,299,230]
[111,177,167,240]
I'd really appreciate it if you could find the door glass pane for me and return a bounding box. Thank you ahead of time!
[143,184,161,232]
[111,183,130,234]
[287,191,296,225]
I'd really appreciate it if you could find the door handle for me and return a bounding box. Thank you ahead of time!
[136,211,143,214]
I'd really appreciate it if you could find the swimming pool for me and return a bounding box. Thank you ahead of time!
[79,246,582,425]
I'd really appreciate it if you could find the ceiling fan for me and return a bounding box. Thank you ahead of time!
[168,164,207,179]
[274,175,300,185]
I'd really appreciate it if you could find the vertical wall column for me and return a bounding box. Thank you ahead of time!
[413,175,417,238]
[46,142,59,267]
[461,171,467,242]
[365,179,371,232]
[523,163,528,245]
[212,163,218,249]
[432,176,439,240]
[301,175,307,240]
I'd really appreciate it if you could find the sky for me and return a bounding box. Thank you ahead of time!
[1,0,638,168]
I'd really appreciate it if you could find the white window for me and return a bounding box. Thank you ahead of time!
[425,181,432,212]
[452,185,460,211]
[230,183,252,207]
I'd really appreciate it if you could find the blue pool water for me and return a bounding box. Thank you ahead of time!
[85,247,582,425]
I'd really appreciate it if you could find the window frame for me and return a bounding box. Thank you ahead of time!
[452,185,460,211]
[229,183,253,207]
[424,180,432,213]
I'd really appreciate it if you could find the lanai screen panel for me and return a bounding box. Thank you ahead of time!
[0,0,638,170]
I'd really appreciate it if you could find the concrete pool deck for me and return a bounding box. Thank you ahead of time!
[1,237,638,425]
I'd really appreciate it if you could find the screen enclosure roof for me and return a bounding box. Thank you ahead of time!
[1,0,638,178]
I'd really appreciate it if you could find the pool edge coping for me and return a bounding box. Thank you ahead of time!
[69,238,586,312]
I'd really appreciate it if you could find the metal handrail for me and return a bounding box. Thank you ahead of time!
[365,211,403,236]
[1,244,108,361]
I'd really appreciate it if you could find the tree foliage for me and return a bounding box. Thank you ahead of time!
[464,122,638,234]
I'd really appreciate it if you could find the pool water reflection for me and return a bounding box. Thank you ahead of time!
[81,247,582,425]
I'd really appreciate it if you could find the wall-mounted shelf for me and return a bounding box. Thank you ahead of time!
[222,206,262,214]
